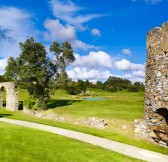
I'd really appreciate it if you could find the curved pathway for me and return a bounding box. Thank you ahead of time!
[0,118,168,162]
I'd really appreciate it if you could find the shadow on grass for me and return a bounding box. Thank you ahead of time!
[47,99,82,109]
[0,113,13,118]
[2,101,24,110]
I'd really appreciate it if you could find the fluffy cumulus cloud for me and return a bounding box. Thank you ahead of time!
[44,18,96,50]
[123,72,145,83]
[44,19,97,50]
[67,51,145,83]
[67,67,112,82]
[67,51,113,82]
[132,70,145,77]
[0,6,35,58]
[72,51,113,68]
[91,28,101,36]
[115,59,145,71]
[122,48,132,55]
[44,19,76,42]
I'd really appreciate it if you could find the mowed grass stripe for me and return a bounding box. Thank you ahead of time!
[0,122,144,162]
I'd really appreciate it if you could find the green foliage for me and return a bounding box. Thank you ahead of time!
[18,82,29,89]
[105,85,118,92]
[4,38,76,109]
[5,37,56,109]
[128,82,145,92]
[104,76,132,91]
[95,76,145,93]
[50,41,75,89]
[4,57,18,81]
[65,80,86,95]
[96,81,104,89]
[128,85,139,92]
[0,75,6,82]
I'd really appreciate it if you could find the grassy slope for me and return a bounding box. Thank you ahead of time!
[0,122,144,162]
[0,88,168,154]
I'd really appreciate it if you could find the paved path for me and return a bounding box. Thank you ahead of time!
[0,118,168,162]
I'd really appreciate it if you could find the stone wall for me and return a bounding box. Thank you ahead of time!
[0,82,18,111]
[135,22,168,147]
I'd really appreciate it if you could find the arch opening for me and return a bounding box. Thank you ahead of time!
[0,86,6,108]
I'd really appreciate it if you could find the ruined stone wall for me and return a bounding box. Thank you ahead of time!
[0,82,18,111]
[145,22,168,146]
[145,22,168,125]
[135,22,168,147]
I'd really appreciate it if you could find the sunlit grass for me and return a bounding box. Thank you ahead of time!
[0,88,167,155]
[0,122,145,162]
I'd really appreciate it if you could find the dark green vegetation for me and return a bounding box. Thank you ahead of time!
[60,77,145,96]
[0,89,167,155]
[0,123,144,162]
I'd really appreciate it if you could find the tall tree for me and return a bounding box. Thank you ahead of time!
[50,41,75,88]
[5,37,56,109]
[4,57,18,81]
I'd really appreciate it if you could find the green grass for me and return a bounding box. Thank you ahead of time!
[50,89,144,121]
[0,110,167,155]
[0,122,144,162]
[0,88,168,155]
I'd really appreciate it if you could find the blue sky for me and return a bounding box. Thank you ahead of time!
[0,0,168,82]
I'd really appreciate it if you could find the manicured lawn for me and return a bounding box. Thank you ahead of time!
[0,122,144,162]
[0,88,167,155]
[51,89,144,121]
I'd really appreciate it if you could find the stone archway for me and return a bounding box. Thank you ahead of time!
[0,82,18,111]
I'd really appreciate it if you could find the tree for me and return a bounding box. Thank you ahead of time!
[104,76,132,91]
[0,75,6,82]
[50,41,75,88]
[4,57,18,81]
[5,37,56,109]
[96,81,104,89]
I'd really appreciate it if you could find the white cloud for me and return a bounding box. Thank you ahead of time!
[132,70,145,77]
[0,58,8,75]
[122,48,132,55]
[49,0,103,26]
[0,58,8,71]
[67,51,145,82]
[72,51,113,68]
[44,19,76,42]
[122,72,145,83]
[67,51,113,82]
[0,6,35,58]
[91,28,101,36]
[67,67,112,82]
[115,59,145,71]
[123,74,133,79]
[44,19,97,50]
[46,0,102,50]
[129,77,145,83]
[71,40,97,50]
